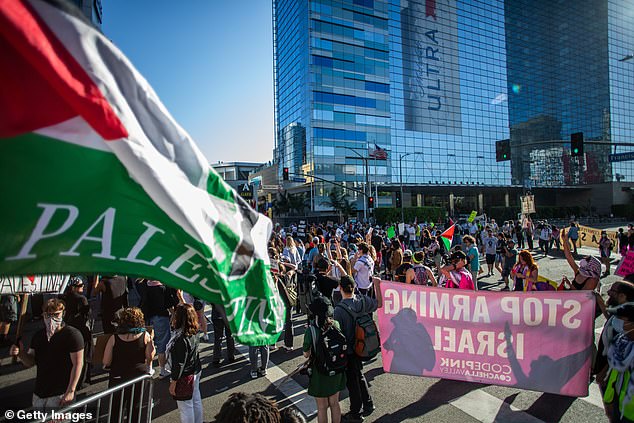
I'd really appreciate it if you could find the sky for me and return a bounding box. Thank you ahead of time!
[103,1,275,165]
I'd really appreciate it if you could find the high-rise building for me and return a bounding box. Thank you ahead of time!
[69,0,103,30]
[272,0,634,215]
[506,0,633,188]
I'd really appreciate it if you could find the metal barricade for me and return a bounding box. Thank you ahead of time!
[32,374,154,423]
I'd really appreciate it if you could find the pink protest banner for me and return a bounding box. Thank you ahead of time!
[377,281,595,396]
[616,251,634,277]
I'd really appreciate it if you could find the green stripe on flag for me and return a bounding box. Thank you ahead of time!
[0,133,284,345]
[441,237,451,251]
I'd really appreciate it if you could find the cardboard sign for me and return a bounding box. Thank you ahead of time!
[0,274,70,294]
[378,282,594,396]
[577,225,618,248]
[616,252,634,278]
[520,195,535,214]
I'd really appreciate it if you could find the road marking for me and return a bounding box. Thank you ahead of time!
[235,344,317,419]
[450,389,546,423]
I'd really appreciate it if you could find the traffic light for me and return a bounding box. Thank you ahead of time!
[395,191,402,208]
[495,139,510,162]
[571,132,584,157]
[282,167,289,181]
[367,196,375,209]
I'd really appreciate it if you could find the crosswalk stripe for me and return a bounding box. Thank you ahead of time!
[450,389,547,423]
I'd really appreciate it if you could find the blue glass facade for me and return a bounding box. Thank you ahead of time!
[505,0,634,186]
[273,0,634,211]
[69,0,103,30]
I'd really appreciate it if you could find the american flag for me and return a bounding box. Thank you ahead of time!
[369,144,388,160]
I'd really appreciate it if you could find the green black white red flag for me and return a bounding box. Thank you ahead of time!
[0,0,284,345]
[440,225,455,251]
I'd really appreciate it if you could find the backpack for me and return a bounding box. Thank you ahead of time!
[412,265,429,285]
[310,324,348,376]
[338,300,381,361]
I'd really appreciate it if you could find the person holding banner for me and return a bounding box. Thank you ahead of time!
[601,302,634,422]
[562,229,601,293]
[334,276,383,422]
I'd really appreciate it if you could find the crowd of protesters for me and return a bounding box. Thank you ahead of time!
[1,217,633,422]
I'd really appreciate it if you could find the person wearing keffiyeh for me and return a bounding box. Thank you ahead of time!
[603,302,634,422]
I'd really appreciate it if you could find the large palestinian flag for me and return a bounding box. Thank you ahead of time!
[0,0,284,345]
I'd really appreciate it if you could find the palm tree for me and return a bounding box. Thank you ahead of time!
[321,187,356,222]
[271,190,290,216]
[288,192,309,216]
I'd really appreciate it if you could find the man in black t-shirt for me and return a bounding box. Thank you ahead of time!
[11,298,84,410]
[314,258,339,300]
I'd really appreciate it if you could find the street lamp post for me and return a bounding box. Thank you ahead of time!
[343,147,370,221]
[399,152,423,226]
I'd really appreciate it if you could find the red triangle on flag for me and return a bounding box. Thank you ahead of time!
[440,224,455,240]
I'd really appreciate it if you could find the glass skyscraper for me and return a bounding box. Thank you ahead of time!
[273,0,634,214]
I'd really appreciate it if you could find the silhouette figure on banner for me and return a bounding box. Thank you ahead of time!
[383,308,435,375]
[504,322,592,392]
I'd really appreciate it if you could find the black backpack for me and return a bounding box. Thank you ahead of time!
[310,323,348,376]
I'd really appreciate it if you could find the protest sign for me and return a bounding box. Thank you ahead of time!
[377,282,594,396]
[297,220,306,238]
[616,252,634,278]
[577,225,618,248]
[387,227,396,239]
[0,275,70,294]
[467,211,477,223]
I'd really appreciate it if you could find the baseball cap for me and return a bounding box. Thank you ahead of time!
[403,249,413,257]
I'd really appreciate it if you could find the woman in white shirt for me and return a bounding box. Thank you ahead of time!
[282,237,302,268]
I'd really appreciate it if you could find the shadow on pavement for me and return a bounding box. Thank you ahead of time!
[373,378,486,422]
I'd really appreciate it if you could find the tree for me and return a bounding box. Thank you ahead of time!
[321,187,356,222]
[271,190,290,216]
[288,192,309,216]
